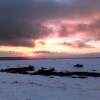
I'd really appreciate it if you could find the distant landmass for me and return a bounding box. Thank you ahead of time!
[0,57,31,60]
[0,56,99,60]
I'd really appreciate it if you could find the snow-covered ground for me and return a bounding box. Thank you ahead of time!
[0,58,100,100]
[0,58,100,72]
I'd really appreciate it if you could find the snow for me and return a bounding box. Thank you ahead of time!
[0,58,100,100]
[0,58,100,72]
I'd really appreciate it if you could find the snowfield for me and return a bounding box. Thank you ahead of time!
[0,58,100,100]
[0,58,100,72]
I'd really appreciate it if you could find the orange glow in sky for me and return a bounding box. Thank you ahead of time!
[0,19,100,58]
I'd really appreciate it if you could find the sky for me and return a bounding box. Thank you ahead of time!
[0,0,100,58]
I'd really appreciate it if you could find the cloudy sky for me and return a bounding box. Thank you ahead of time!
[0,0,100,58]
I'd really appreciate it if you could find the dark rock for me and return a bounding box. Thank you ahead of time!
[33,67,55,76]
[73,64,84,68]
[0,66,34,74]
[1,66,100,78]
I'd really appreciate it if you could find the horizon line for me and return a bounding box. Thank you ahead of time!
[0,56,99,60]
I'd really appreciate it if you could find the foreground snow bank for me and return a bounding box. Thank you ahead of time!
[0,58,99,100]
[0,72,100,100]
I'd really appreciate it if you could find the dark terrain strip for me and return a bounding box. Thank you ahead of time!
[0,66,100,78]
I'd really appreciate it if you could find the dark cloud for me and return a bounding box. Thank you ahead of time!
[77,19,100,40]
[33,51,52,54]
[0,51,27,57]
[0,0,100,47]
[0,39,35,47]
[30,0,100,19]
[58,40,94,48]
[70,41,94,48]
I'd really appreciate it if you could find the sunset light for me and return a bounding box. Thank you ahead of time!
[0,1,100,100]
[0,0,99,58]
